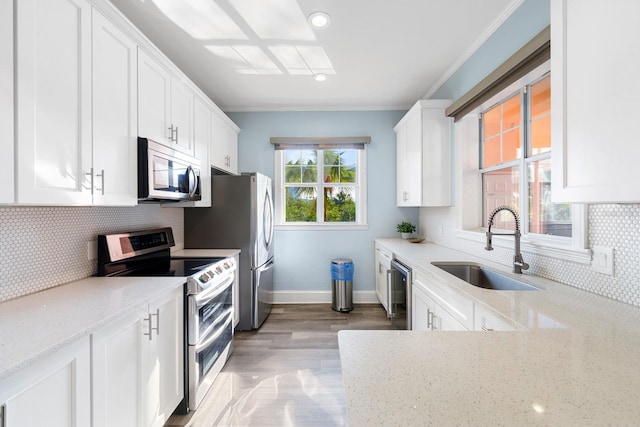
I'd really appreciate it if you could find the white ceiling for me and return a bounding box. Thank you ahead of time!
[109,0,520,112]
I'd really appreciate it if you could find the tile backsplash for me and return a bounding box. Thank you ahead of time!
[420,204,640,308]
[0,205,183,302]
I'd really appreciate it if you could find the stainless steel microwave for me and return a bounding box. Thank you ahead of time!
[138,137,202,203]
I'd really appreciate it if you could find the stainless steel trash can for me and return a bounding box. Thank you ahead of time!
[331,258,353,312]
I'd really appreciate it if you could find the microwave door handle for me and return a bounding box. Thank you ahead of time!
[187,165,198,198]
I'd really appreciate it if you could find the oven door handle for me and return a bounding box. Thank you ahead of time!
[195,309,233,352]
[195,275,234,309]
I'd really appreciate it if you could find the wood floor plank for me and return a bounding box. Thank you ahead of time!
[165,303,391,426]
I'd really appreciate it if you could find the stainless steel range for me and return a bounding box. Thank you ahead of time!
[97,227,236,412]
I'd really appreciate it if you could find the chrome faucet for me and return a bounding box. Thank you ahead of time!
[485,205,529,274]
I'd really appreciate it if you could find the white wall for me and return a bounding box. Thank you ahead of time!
[228,110,418,298]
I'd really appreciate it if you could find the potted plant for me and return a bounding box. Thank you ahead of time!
[396,221,416,239]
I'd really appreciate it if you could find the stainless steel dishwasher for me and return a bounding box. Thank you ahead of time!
[387,259,412,330]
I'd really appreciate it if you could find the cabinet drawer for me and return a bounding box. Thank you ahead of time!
[474,304,523,332]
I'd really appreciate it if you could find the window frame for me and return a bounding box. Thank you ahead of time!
[456,61,590,264]
[274,146,368,230]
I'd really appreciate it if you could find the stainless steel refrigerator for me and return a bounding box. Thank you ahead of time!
[184,172,274,330]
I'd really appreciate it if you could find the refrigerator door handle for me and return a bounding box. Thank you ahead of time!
[263,187,274,249]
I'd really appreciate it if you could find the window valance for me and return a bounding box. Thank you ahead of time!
[270,136,371,150]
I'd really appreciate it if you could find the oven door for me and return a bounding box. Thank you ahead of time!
[188,308,233,410]
[188,274,234,345]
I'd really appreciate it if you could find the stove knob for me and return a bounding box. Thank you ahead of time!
[216,266,223,273]
[199,273,209,283]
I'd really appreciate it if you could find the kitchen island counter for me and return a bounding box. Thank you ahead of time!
[339,239,640,426]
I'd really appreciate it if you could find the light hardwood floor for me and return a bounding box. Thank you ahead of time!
[165,304,392,427]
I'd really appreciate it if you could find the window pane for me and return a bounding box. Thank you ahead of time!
[530,114,551,155]
[284,149,317,184]
[530,76,551,155]
[285,187,317,222]
[530,76,550,119]
[324,186,356,222]
[502,128,521,162]
[483,106,500,138]
[502,94,521,131]
[483,167,520,230]
[482,135,501,168]
[323,149,357,183]
[528,159,572,237]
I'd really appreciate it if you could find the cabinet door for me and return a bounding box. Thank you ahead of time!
[395,108,422,206]
[412,285,435,331]
[375,246,391,311]
[551,0,640,203]
[138,48,171,144]
[92,309,145,427]
[193,96,212,207]
[0,337,90,427]
[15,0,92,205]
[433,304,468,331]
[170,79,195,155]
[141,288,184,427]
[0,0,13,203]
[92,9,137,206]
[211,113,239,174]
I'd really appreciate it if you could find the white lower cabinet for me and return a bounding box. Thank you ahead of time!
[92,287,183,427]
[374,244,392,311]
[0,336,91,427]
[412,284,468,331]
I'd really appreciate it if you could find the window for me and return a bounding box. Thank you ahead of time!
[273,138,368,228]
[480,73,572,239]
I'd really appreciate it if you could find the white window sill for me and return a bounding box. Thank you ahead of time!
[276,223,368,231]
[456,229,592,265]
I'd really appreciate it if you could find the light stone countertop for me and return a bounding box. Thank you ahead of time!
[339,239,640,426]
[0,276,185,382]
[171,248,240,258]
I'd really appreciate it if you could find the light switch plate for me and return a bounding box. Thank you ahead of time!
[591,246,614,276]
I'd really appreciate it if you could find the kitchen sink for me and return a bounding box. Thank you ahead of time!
[431,262,540,291]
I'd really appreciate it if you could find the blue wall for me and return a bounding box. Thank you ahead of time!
[228,110,417,294]
[433,0,550,100]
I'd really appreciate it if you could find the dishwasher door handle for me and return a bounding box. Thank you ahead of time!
[386,269,394,318]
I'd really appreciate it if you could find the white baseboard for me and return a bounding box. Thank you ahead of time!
[272,290,379,304]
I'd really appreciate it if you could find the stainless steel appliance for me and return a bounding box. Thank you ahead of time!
[97,227,235,412]
[138,137,202,203]
[185,172,275,331]
[387,259,412,330]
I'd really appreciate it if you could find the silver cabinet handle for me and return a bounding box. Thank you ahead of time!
[168,124,176,142]
[432,314,439,331]
[403,191,409,201]
[175,126,179,144]
[84,168,94,192]
[386,269,394,318]
[96,169,104,195]
[427,309,434,329]
[151,308,160,336]
[144,313,153,340]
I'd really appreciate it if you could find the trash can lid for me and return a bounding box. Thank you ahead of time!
[332,258,353,265]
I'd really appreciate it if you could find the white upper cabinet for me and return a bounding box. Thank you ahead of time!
[0,0,13,204]
[15,0,93,205]
[551,0,640,203]
[138,48,171,144]
[92,9,138,206]
[211,112,239,175]
[193,96,212,207]
[394,99,452,207]
[138,48,195,156]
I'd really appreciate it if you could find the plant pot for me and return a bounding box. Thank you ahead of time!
[401,233,411,239]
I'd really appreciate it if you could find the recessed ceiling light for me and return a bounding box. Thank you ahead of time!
[313,73,327,82]
[308,11,331,29]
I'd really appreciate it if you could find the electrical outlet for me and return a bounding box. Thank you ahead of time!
[591,246,614,276]
[87,240,98,261]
